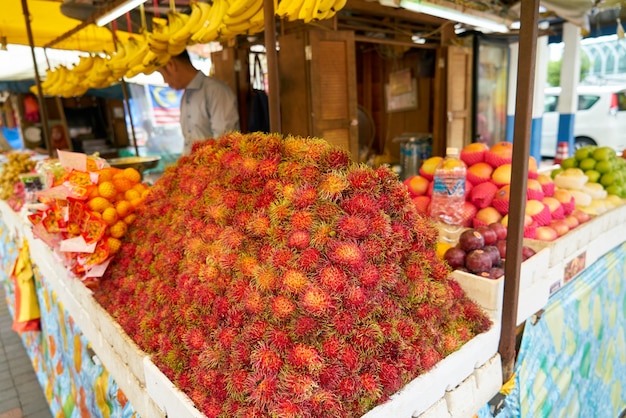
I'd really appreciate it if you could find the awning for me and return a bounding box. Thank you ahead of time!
[1,0,132,54]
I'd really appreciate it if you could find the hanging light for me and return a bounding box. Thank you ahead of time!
[399,0,510,33]
[96,0,148,27]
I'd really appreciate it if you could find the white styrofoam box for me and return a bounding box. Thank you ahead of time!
[473,353,503,404]
[516,276,551,325]
[416,398,451,418]
[586,224,626,268]
[444,374,477,417]
[88,298,147,386]
[362,324,500,418]
[144,358,205,418]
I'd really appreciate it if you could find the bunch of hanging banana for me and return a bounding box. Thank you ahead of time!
[217,0,267,40]
[275,0,347,22]
[189,0,230,44]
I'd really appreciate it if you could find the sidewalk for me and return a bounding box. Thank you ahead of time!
[0,286,52,418]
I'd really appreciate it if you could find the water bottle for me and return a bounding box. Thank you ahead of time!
[429,147,467,244]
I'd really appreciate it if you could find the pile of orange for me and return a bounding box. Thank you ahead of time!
[85,166,150,254]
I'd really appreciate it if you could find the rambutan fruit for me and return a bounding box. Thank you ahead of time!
[340,194,380,215]
[318,364,343,389]
[346,166,380,191]
[289,344,323,372]
[292,315,320,338]
[379,363,402,395]
[226,368,250,399]
[271,295,296,319]
[269,248,295,271]
[360,372,382,399]
[332,311,355,336]
[419,345,442,372]
[265,328,291,352]
[269,399,303,417]
[319,265,349,292]
[287,229,311,250]
[318,172,349,200]
[281,269,309,294]
[292,184,318,209]
[252,265,277,292]
[339,344,361,372]
[244,290,264,314]
[247,374,278,409]
[320,335,342,358]
[327,240,365,269]
[358,263,381,288]
[281,372,318,401]
[297,247,321,271]
[337,375,360,400]
[183,328,207,351]
[319,147,351,170]
[251,343,283,375]
[336,214,370,239]
[301,286,333,316]
[299,165,322,184]
[345,285,367,309]
[290,210,315,230]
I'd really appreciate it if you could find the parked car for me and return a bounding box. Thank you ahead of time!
[541,85,626,158]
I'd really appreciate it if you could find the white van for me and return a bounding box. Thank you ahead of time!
[541,85,626,158]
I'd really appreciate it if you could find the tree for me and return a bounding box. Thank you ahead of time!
[546,51,591,86]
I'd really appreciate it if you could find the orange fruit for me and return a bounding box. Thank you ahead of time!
[123,213,137,225]
[130,197,143,208]
[102,207,119,225]
[87,197,112,212]
[122,167,141,183]
[115,200,133,218]
[96,168,116,183]
[113,177,133,193]
[141,189,151,199]
[98,181,117,199]
[124,189,140,201]
[132,183,147,193]
[88,186,100,199]
[106,237,122,254]
[109,220,127,238]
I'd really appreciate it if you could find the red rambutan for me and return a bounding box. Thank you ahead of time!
[301,286,333,316]
[337,375,360,400]
[318,172,349,200]
[339,344,361,372]
[251,342,283,375]
[290,210,315,230]
[314,201,343,223]
[247,374,278,409]
[292,315,320,338]
[336,214,370,239]
[252,265,277,292]
[287,229,311,250]
[346,166,380,191]
[183,327,207,351]
[319,148,351,170]
[281,269,309,294]
[281,372,318,401]
[289,344,323,372]
[244,290,264,314]
[358,263,381,288]
[327,241,365,269]
[332,311,355,336]
[271,295,296,319]
[320,335,342,359]
[345,285,367,309]
[319,265,349,292]
[292,185,318,209]
[297,247,321,271]
[246,213,271,237]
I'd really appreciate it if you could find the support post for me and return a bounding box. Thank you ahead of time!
[499,0,540,383]
[263,0,281,133]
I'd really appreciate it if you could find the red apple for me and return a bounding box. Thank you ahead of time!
[549,219,570,236]
[469,181,499,209]
[411,195,431,215]
[459,201,478,227]
[404,175,430,197]
[535,226,559,242]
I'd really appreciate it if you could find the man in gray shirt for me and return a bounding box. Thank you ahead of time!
[157,50,240,155]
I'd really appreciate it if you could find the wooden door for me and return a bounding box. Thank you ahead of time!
[279,29,359,161]
[308,30,359,161]
[433,45,473,155]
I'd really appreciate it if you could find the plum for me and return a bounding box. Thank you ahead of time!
[459,229,485,252]
[465,249,492,274]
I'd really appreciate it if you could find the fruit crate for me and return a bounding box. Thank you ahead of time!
[525,204,626,295]
[450,247,551,325]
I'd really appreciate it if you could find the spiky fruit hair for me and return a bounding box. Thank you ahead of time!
[95,133,491,417]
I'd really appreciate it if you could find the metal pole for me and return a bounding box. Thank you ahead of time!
[499,0,540,383]
[263,0,281,133]
[120,80,140,157]
[21,0,53,157]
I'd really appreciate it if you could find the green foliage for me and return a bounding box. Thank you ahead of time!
[546,51,591,87]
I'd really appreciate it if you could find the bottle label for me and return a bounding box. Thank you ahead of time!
[433,176,465,197]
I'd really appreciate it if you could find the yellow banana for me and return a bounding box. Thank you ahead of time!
[224,0,262,26]
[40,68,60,92]
[314,0,334,20]
[150,17,171,42]
[189,1,212,34]
[325,0,347,18]
[168,11,188,36]
[170,3,202,43]
[192,0,229,43]
[282,0,306,21]
[73,55,94,74]
[299,0,320,22]
[225,0,258,20]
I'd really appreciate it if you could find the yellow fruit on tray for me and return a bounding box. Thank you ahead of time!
[106,237,122,254]
[124,189,140,201]
[113,177,133,193]
[102,207,119,225]
[123,213,137,225]
[98,181,117,199]
[122,167,141,183]
[88,197,112,212]
[115,200,132,218]
[109,220,128,238]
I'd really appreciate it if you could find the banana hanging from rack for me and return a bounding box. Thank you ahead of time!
[73,55,95,74]
[278,0,306,21]
[169,2,203,45]
[191,0,230,43]
[225,0,259,21]
[325,0,347,19]
[299,0,321,23]
[223,0,262,26]
[150,17,171,43]
[189,1,212,35]
[313,0,335,20]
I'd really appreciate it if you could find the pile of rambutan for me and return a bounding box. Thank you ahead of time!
[94,132,491,417]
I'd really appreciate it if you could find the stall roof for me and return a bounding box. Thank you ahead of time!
[1,0,132,53]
